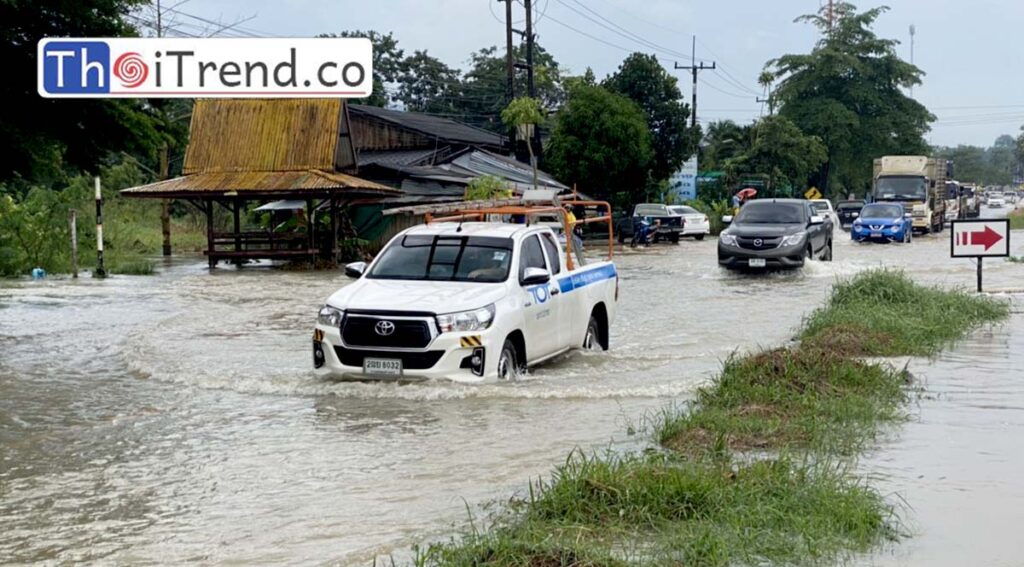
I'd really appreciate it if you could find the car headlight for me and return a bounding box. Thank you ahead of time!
[780,233,806,246]
[436,304,495,333]
[719,233,738,246]
[317,305,343,327]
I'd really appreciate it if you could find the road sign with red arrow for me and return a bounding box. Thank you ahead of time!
[951,219,1010,258]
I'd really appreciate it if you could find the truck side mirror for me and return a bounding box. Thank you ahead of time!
[344,261,367,278]
[809,215,824,225]
[521,267,551,285]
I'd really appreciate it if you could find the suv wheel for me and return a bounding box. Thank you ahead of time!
[822,239,833,261]
[583,316,604,351]
[497,339,522,381]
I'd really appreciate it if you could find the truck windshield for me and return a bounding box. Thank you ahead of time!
[875,176,927,200]
[367,234,514,282]
[634,205,668,216]
[735,202,805,224]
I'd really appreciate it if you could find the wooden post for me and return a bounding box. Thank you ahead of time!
[977,257,983,293]
[233,200,241,254]
[206,199,215,269]
[306,199,314,258]
[69,209,78,278]
[160,144,171,257]
[93,176,106,278]
[330,197,338,265]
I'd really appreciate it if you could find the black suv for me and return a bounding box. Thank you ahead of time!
[717,199,834,270]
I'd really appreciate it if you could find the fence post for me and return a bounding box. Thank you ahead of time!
[69,209,78,278]
[94,176,106,278]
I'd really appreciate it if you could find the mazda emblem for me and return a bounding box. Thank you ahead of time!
[375,320,396,336]
[753,238,763,247]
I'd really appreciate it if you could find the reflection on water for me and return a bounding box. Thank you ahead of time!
[1,208,1023,564]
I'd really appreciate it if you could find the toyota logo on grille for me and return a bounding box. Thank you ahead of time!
[753,238,763,247]
[374,320,396,336]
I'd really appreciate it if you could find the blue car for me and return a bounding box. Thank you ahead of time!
[851,203,913,243]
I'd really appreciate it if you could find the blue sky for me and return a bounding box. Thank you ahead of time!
[171,0,1024,147]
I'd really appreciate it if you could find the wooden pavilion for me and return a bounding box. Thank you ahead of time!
[121,99,399,268]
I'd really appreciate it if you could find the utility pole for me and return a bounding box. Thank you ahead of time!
[94,177,106,278]
[909,24,916,96]
[503,0,514,104]
[523,0,541,166]
[827,0,834,33]
[674,36,716,129]
[757,96,775,116]
[499,0,538,162]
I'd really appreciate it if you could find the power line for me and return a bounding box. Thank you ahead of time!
[556,0,691,60]
[539,12,641,54]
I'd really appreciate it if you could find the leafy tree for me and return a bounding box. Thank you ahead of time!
[501,97,544,188]
[935,136,1017,185]
[0,0,166,186]
[700,120,754,175]
[767,2,934,197]
[465,174,512,200]
[322,30,405,107]
[603,53,700,184]
[454,44,564,132]
[546,85,653,207]
[733,116,828,195]
[395,50,462,114]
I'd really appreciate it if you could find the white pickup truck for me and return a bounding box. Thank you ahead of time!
[312,220,618,382]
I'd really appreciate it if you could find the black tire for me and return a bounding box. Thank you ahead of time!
[669,233,680,244]
[497,339,522,381]
[652,234,661,244]
[582,316,604,351]
[695,234,705,241]
[822,239,833,261]
[805,245,814,261]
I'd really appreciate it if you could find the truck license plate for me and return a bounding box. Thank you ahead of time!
[364,358,402,376]
[748,258,766,268]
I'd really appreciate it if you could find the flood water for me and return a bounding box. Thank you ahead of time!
[2,205,1022,565]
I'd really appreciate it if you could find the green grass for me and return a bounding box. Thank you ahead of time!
[413,270,1007,566]
[658,347,909,456]
[800,269,1010,357]
[1010,209,1024,230]
[417,454,897,567]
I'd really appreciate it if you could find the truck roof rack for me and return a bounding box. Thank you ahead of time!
[425,201,613,271]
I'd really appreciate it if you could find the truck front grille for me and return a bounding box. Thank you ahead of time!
[341,315,433,348]
[737,236,782,250]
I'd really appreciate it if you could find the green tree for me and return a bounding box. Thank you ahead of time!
[322,30,405,107]
[546,85,653,206]
[465,174,512,201]
[767,2,934,197]
[603,53,700,184]
[733,115,828,195]
[700,120,754,174]
[0,0,166,186]
[395,50,463,114]
[501,97,544,189]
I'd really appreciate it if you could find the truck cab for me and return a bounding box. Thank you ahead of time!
[312,207,618,383]
[872,155,948,234]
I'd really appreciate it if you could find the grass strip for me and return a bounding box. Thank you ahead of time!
[1009,209,1024,231]
[416,270,1008,566]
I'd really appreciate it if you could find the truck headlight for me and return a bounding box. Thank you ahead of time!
[317,305,343,327]
[780,233,806,246]
[719,233,738,246]
[437,304,495,333]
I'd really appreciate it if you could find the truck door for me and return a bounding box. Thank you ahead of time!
[518,234,560,361]
[540,231,570,350]
[807,203,825,254]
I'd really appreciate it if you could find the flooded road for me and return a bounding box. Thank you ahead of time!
[2,205,1023,564]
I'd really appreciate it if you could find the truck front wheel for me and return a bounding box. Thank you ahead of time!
[497,339,523,381]
[583,316,604,351]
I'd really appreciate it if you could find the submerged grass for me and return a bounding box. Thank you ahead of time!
[1010,209,1024,231]
[416,270,1008,566]
[419,454,896,567]
[800,269,1010,356]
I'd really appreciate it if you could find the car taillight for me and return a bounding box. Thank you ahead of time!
[703,216,708,223]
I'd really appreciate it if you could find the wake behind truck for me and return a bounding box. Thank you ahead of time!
[872,156,949,234]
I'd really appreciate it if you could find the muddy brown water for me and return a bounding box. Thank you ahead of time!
[2,206,1023,565]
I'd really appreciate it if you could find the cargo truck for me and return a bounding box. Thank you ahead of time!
[871,156,948,234]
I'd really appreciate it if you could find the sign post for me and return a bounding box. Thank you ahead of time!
[950,219,1010,292]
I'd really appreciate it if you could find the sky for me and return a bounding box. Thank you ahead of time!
[168,0,1024,148]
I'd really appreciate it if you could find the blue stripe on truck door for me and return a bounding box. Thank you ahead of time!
[557,264,617,294]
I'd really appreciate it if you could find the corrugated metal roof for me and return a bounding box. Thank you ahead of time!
[183,99,345,174]
[358,148,448,167]
[349,104,505,148]
[121,170,398,198]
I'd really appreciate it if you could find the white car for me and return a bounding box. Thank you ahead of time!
[669,205,711,240]
[988,193,1006,208]
[811,199,841,227]
[313,222,618,383]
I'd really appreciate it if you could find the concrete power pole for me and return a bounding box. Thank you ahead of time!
[674,37,716,129]
[909,24,916,96]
